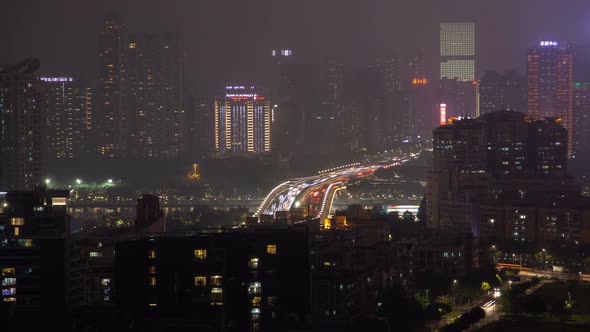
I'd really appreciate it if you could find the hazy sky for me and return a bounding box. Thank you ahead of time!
[3,0,590,91]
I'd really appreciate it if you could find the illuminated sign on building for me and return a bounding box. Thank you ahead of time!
[440,103,447,126]
[272,49,292,57]
[215,88,271,154]
[540,41,558,47]
[40,77,73,82]
[412,78,428,85]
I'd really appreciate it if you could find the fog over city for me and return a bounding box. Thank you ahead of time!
[2,1,590,332]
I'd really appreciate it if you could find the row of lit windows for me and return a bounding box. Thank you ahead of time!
[194,275,223,287]
[148,246,277,264]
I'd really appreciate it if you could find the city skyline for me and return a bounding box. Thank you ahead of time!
[5,2,590,331]
[3,1,590,90]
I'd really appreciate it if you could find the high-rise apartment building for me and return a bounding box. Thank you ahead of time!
[97,9,124,158]
[184,96,216,158]
[573,82,590,160]
[479,70,526,115]
[341,67,385,152]
[126,32,184,159]
[0,59,47,190]
[527,41,574,157]
[215,86,271,154]
[439,23,477,124]
[440,23,475,81]
[0,188,71,318]
[408,77,435,141]
[374,55,402,93]
[41,77,92,160]
[427,111,571,235]
[115,226,310,332]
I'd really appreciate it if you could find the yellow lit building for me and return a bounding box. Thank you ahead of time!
[215,86,271,153]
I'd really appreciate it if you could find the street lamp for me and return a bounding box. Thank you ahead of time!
[76,178,82,185]
[45,178,51,186]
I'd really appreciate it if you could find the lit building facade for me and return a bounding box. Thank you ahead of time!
[115,226,310,332]
[126,32,184,159]
[427,111,570,235]
[0,188,71,318]
[573,82,590,160]
[97,10,124,158]
[440,22,475,81]
[0,59,47,190]
[527,41,574,157]
[215,86,271,154]
[374,55,402,93]
[41,77,92,160]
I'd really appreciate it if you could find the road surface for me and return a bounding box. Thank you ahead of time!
[255,154,418,220]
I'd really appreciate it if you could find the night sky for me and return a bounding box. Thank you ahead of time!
[3,0,590,90]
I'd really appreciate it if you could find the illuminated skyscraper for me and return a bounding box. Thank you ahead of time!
[215,86,271,154]
[0,59,47,190]
[440,22,475,81]
[126,32,184,159]
[527,41,574,156]
[41,77,92,160]
[573,82,590,159]
[97,9,124,158]
[374,55,402,93]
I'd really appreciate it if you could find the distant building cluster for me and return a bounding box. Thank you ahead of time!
[427,111,590,245]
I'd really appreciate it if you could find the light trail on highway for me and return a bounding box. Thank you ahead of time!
[255,153,420,220]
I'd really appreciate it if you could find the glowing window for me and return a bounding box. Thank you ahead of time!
[149,266,156,274]
[211,275,222,286]
[2,287,16,296]
[1,268,15,277]
[2,278,16,286]
[3,297,16,302]
[194,249,207,260]
[14,227,19,236]
[149,277,157,286]
[251,296,262,306]
[52,197,67,206]
[266,244,277,255]
[211,287,223,302]
[10,218,24,226]
[248,282,262,295]
[89,251,103,258]
[194,276,207,286]
[148,250,156,259]
[249,258,259,269]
